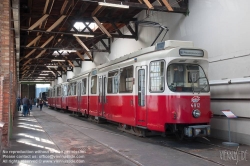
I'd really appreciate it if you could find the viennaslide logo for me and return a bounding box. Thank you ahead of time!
[220,146,247,165]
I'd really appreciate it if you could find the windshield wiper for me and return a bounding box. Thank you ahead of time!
[191,76,206,94]
[198,83,208,94]
[191,79,194,94]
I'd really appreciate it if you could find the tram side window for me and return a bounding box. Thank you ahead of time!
[57,87,61,96]
[71,82,76,95]
[60,86,63,96]
[91,76,97,94]
[119,66,133,93]
[149,60,165,92]
[82,78,87,95]
[63,85,68,96]
[108,70,119,94]
[68,84,71,96]
[48,90,50,97]
[53,88,56,97]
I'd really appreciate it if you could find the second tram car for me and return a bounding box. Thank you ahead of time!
[47,40,213,138]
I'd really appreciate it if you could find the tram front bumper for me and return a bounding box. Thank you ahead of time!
[184,125,210,137]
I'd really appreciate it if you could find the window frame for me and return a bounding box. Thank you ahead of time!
[119,65,134,93]
[91,75,97,94]
[107,69,119,94]
[149,60,165,93]
[81,78,87,95]
[57,86,61,96]
[166,63,210,93]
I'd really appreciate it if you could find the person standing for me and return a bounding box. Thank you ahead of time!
[39,98,44,111]
[16,96,21,111]
[34,98,37,107]
[37,98,39,108]
[29,98,33,112]
[22,96,29,116]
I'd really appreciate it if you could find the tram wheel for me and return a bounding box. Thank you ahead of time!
[84,110,89,118]
[175,128,184,140]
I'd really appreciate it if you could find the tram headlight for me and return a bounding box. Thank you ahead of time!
[192,109,201,118]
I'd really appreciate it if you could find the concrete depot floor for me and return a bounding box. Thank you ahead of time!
[1,106,249,166]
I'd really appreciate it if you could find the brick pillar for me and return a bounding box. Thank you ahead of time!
[10,17,17,139]
[0,0,12,147]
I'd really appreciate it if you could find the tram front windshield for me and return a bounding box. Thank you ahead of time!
[167,64,209,93]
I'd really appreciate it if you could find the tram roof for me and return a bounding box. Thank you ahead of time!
[97,40,194,70]
[69,40,204,81]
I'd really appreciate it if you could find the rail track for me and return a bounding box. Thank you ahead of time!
[42,108,238,166]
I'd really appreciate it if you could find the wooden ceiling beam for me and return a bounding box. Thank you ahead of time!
[161,0,174,11]
[75,51,85,61]
[60,0,69,15]
[40,36,54,48]
[35,49,47,58]
[24,49,36,59]
[92,5,103,16]
[28,14,49,30]
[138,0,143,4]
[142,0,154,9]
[26,35,42,47]
[46,15,66,32]
[43,0,50,14]
[75,36,93,60]
[92,17,112,38]
[23,59,32,66]
[58,62,67,72]
[38,0,52,33]
[68,60,75,67]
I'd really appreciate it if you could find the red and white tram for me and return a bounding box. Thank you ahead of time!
[47,40,213,138]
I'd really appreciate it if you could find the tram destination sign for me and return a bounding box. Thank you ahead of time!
[179,49,204,57]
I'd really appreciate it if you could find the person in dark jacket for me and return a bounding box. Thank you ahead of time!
[16,96,21,111]
[39,98,44,111]
[37,98,39,108]
[22,96,30,116]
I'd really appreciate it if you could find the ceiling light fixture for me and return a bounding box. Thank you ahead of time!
[98,2,129,9]
[59,50,77,53]
[42,71,54,72]
[46,66,58,68]
[73,34,94,37]
[51,59,65,62]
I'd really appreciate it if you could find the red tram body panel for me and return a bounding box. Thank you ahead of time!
[79,96,88,114]
[89,96,99,116]
[47,40,212,138]
[61,96,67,109]
[67,96,77,112]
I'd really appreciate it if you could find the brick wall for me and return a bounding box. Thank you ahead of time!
[0,0,16,147]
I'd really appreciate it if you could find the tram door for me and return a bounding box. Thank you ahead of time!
[53,88,56,107]
[77,82,81,112]
[98,75,106,117]
[136,66,147,127]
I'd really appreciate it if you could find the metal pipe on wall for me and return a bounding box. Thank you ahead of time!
[209,77,250,86]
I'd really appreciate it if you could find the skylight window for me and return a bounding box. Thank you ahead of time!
[72,22,98,32]
[52,50,76,56]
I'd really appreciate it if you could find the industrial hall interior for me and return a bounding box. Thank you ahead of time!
[0,0,250,166]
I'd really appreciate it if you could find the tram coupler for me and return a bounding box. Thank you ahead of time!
[184,125,210,137]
